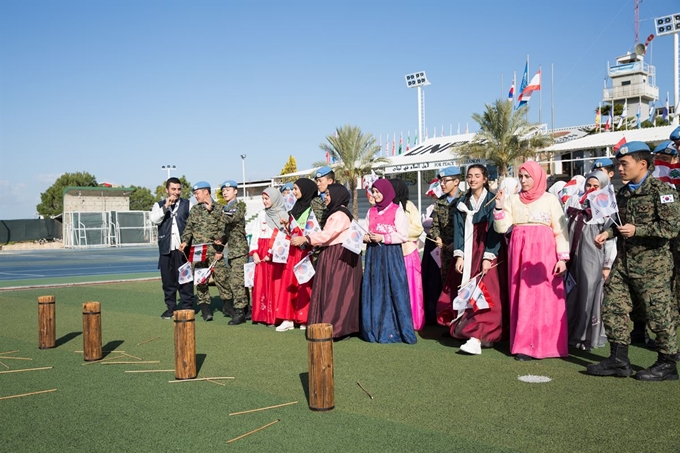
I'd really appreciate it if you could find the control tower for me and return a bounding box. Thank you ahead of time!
[603,52,658,123]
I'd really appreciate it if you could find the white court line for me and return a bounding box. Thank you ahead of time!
[0,272,46,278]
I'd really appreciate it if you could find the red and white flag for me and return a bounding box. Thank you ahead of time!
[653,160,680,186]
[517,70,541,104]
[613,136,627,152]
[188,244,208,262]
[288,216,304,237]
[469,281,494,311]
[194,261,215,285]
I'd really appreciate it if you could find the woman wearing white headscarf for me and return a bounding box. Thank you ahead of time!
[249,187,290,326]
[564,171,616,350]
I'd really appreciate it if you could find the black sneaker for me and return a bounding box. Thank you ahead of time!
[161,310,173,320]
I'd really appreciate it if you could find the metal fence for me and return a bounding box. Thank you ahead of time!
[63,211,156,248]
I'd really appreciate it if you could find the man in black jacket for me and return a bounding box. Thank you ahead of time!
[150,177,194,319]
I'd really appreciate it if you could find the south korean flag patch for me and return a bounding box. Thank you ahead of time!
[660,194,675,204]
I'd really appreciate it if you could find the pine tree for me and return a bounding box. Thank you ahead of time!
[279,155,298,182]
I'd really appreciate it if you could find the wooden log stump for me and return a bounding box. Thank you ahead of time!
[82,302,102,361]
[306,323,334,411]
[174,310,196,380]
[38,295,56,349]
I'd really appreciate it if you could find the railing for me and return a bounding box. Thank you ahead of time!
[603,83,658,101]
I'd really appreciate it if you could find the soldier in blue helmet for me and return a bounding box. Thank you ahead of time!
[588,141,680,381]
[180,181,229,321]
[312,166,336,228]
[591,157,616,181]
[429,166,463,283]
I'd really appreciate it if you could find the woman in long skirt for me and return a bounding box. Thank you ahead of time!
[361,179,416,344]
[249,187,288,326]
[564,171,616,350]
[276,178,318,331]
[290,183,362,340]
[439,164,506,355]
[494,161,570,361]
[390,179,425,330]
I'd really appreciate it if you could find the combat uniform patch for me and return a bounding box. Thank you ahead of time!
[660,194,675,204]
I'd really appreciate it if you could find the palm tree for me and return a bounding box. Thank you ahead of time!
[459,99,552,178]
[315,125,388,219]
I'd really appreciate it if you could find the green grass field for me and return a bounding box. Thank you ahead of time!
[1,281,679,452]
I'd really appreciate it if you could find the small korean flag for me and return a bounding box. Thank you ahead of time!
[341,220,363,255]
[283,192,296,211]
[293,255,316,284]
[304,210,321,235]
[244,262,255,287]
[452,277,477,311]
[271,233,291,264]
[660,194,675,204]
[194,266,213,285]
[178,262,193,284]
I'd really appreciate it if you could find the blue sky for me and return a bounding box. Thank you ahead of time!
[1,0,678,219]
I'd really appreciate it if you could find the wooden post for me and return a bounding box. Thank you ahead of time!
[38,295,56,349]
[306,323,334,411]
[82,302,102,361]
[174,310,196,380]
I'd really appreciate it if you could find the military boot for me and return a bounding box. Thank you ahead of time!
[228,309,246,325]
[200,304,213,322]
[221,299,235,318]
[634,354,679,381]
[586,343,633,377]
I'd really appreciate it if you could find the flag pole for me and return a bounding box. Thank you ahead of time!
[539,64,542,125]
[526,55,530,122]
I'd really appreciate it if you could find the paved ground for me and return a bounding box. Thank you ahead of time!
[0,246,159,282]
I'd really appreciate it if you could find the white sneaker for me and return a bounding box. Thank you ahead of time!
[460,338,482,355]
[275,320,295,332]
[299,325,307,330]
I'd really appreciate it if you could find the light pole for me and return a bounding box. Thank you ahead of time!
[655,12,680,125]
[404,71,430,145]
[161,165,176,180]
[240,155,247,199]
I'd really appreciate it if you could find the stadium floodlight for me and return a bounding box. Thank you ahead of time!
[404,71,430,145]
[161,165,176,179]
[655,12,680,125]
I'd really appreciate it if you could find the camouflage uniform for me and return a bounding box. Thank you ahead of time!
[221,199,250,310]
[601,174,680,355]
[181,202,229,307]
[428,191,461,281]
[311,196,326,228]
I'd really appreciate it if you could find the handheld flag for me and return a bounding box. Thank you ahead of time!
[341,220,364,255]
[469,281,494,312]
[271,232,291,264]
[586,185,619,220]
[430,246,441,268]
[293,255,316,284]
[304,210,321,235]
[652,160,680,186]
[194,261,216,285]
[452,277,477,311]
[188,244,209,262]
[283,192,296,211]
[178,262,193,284]
[288,216,304,237]
[426,179,444,198]
[244,262,255,287]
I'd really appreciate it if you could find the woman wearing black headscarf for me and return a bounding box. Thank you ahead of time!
[291,183,362,340]
[276,178,319,332]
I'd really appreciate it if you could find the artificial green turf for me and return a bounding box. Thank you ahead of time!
[1,282,679,452]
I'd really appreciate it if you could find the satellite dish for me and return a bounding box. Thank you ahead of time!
[634,43,646,55]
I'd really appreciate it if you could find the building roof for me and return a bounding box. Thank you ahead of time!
[544,125,676,153]
[62,186,135,197]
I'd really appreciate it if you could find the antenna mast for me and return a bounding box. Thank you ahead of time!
[634,0,640,44]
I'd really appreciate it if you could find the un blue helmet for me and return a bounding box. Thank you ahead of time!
[437,166,461,178]
[653,140,678,156]
[615,141,650,159]
[192,181,211,191]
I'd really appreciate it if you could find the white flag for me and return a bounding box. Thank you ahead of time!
[194,266,213,285]
[430,247,441,268]
[586,185,618,220]
[293,255,316,284]
[244,262,255,287]
[178,262,193,285]
[452,277,477,311]
[283,192,296,211]
[304,210,321,235]
[271,232,291,264]
[341,220,364,255]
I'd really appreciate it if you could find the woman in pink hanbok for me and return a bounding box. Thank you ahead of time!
[493,161,570,361]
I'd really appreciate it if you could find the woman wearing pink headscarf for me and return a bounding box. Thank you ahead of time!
[493,161,570,361]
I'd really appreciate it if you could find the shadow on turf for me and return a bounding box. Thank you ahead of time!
[196,353,206,374]
[102,340,124,358]
[299,372,310,405]
[55,331,82,347]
